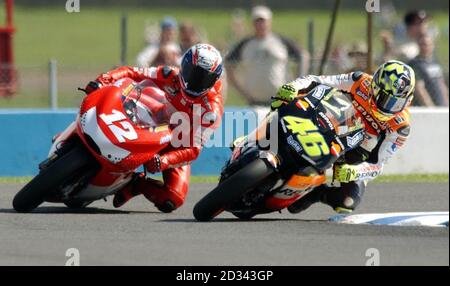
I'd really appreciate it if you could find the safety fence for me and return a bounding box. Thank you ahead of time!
[1,59,448,108]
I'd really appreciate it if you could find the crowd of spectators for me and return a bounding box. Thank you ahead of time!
[134,7,448,107]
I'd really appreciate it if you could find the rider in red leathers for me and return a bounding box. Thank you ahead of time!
[84,44,224,212]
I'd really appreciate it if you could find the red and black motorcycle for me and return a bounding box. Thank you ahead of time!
[13,78,173,212]
[193,84,365,221]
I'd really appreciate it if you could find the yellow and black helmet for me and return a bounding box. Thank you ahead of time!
[370,60,415,121]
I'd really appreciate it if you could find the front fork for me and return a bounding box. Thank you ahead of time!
[39,122,78,171]
[48,121,77,157]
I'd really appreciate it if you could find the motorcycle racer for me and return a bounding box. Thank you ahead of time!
[84,43,224,213]
[271,60,416,214]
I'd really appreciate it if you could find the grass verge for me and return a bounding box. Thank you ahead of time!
[1,174,447,185]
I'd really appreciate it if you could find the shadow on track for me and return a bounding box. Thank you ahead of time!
[0,207,160,215]
[160,217,326,223]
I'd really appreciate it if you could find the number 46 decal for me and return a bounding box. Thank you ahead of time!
[99,110,138,143]
[283,116,330,158]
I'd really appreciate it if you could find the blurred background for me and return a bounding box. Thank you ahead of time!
[0,0,448,108]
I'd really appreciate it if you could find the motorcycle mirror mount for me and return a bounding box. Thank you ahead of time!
[77,87,88,95]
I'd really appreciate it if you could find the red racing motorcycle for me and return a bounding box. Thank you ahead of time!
[13,78,173,212]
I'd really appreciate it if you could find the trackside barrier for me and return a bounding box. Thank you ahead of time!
[0,107,448,176]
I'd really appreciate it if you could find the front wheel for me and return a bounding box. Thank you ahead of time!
[12,144,94,213]
[193,159,274,222]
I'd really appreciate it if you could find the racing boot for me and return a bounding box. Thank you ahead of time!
[288,181,365,214]
[140,166,190,213]
[112,173,145,208]
[114,166,189,213]
[320,181,366,214]
[140,177,185,213]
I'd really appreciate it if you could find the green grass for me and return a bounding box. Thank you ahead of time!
[372,174,449,183]
[0,6,448,108]
[0,177,33,184]
[1,174,447,184]
[11,7,450,67]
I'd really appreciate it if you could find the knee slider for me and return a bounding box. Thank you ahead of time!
[156,187,185,212]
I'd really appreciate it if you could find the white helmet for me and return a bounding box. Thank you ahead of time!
[179,43,223,97]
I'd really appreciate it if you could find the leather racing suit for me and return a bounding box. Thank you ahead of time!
[94,65,224,212]
[284,72,411,213]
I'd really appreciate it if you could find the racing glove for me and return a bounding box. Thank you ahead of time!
[333,163,383,183]
[146,154,162,174]
[271,83,298,110]
[84,81,103,94]
[333,164,359,183]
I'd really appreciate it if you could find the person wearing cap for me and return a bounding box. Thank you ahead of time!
[136,16,181,68]
[225,6,305,106]
[381,10,430,62]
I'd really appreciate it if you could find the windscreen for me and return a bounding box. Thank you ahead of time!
[121,80,170,129]
[316,90,364,137]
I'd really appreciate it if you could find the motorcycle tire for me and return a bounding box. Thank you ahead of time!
[193,158,274,222]
[12,144,93,213]
[232,211,256,220]
[64,201,93,209]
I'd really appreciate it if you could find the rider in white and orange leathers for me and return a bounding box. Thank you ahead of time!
[270,60,416,214]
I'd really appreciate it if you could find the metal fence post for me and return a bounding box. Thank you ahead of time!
[48,59,58,110]
[307,19,314,74]
[367,11,374,74]
[120,13,128,66]
[319,0,341,74]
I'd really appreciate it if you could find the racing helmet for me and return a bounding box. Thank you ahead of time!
[179,43,223,97]
[370,60,416,121]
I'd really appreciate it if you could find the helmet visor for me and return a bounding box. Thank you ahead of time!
[375,90,410,115]
[181,65,220,97]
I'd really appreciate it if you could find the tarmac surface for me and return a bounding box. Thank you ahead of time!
[0,182,448,265]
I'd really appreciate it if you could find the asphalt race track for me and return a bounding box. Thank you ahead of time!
[0,182,448,266]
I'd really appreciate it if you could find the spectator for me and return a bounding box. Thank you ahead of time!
[225,6,303,106]
[179,21,201,54]
[326,44,352,74]
[136,16,181,67]
[346,42,368,72]
[150,43,181,67]
[381,10,430,62]
[409,35,449,107]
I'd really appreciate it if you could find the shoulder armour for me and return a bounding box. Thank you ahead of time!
[352,71,365,81]
[397,125,411,137]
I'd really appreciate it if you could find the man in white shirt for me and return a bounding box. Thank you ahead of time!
[225,6,304,106]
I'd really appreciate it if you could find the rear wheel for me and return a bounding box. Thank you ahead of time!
[12,144,94,213]
[193,159,274,222]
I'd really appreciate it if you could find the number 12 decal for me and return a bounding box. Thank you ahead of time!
[100,110,138,143]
